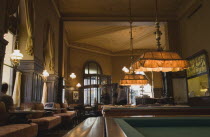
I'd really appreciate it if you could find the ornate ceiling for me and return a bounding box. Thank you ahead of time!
[64,21,168,54]
[54,0,196,55]
[55,0,193,20]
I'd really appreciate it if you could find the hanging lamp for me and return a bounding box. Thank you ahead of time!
[10,34,23,67]
[10,8,23,67]
[132,0,189,72]
[120,0,149,86]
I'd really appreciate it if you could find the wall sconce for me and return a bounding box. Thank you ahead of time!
[10,49,23,67]
[42,70,49,81]
[76,83,81,88]
[70,73,76,79]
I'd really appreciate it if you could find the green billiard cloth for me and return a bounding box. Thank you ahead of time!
[114,117,210,137]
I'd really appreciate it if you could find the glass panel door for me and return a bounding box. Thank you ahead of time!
[84,88,90,105]
[90,88,97,106]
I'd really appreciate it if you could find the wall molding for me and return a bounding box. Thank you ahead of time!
[51,0,61,18]
[69,43,156,56]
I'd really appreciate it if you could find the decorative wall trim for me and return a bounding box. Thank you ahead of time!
[69,43,156,56]
[18,60,43,73]
[51,0,61,18]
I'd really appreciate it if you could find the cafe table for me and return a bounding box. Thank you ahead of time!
[44,108,66,112]
[9,110,46,123]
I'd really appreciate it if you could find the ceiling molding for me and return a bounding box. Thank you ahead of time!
[51,0,61,18]
[62,16,177,22]
[68,42,155,56]
[177,0,202,20]
[69,43,113,56]
[65,25,129,41]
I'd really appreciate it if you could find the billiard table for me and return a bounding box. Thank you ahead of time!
[106,117,210,137]
[102,106,210,116]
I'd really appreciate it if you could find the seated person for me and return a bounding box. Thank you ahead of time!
[0,83,14,112]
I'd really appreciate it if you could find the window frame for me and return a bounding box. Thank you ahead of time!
[83,61,103,106]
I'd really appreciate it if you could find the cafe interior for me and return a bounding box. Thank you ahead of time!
[1,0,210,137]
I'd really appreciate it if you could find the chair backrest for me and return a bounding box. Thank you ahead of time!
[0,102,6,113]
[34,103,44,110]
[54,103,61,113]
[61,103,68,108]
[0,102,9,126]
[20,103,44,119]
[20,103,35,110]
[61,103,68,113]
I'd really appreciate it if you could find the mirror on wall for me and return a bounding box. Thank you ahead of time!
[187,50,210,97]
[188,74,209,97]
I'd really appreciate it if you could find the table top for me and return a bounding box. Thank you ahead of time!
[9,110,46,114]
[44,108,66,112]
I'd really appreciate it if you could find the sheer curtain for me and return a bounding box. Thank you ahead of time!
[12,71,22,107]
[41,82,47,104]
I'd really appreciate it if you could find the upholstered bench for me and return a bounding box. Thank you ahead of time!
[0,102,38,137]
[0,123,38,137]
[54,103,76,125]
[31,116,61,131]
[21,103,61,131]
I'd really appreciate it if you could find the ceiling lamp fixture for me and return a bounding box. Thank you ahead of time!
[120,0,149,86]
[76,83,81,88]
[70,73,76,79]
[10,9,23,67]
[10,35,23,67]
[10,49,23,66]
[120,74,148,86]
[132,0,189,72]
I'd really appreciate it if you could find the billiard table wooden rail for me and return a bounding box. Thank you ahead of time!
[103,107,210,116]
[63,117,126,137]
[64,116,210,137]
[63,117,105,137]
[105,117,127,137]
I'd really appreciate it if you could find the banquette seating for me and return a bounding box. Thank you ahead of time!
[0,102,38,137]
[0,102,77,136]
[54,103,76,126]
[23,103,62,131]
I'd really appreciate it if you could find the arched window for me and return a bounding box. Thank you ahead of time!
[83,61,103,106]
[84,61,102,86]
[84,62,102,75]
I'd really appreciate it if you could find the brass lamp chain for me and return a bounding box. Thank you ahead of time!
[15,5,20,50]
[129,0,134,74]
[154,0,162,51]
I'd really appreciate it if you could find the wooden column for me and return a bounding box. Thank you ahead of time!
[56,19,64,103]
[0,37,8,89]
[18,59,43,102]
[46,74,59,102]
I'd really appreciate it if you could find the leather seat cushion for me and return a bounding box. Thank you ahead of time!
[0,123,38,137]
[31,116,61,131]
